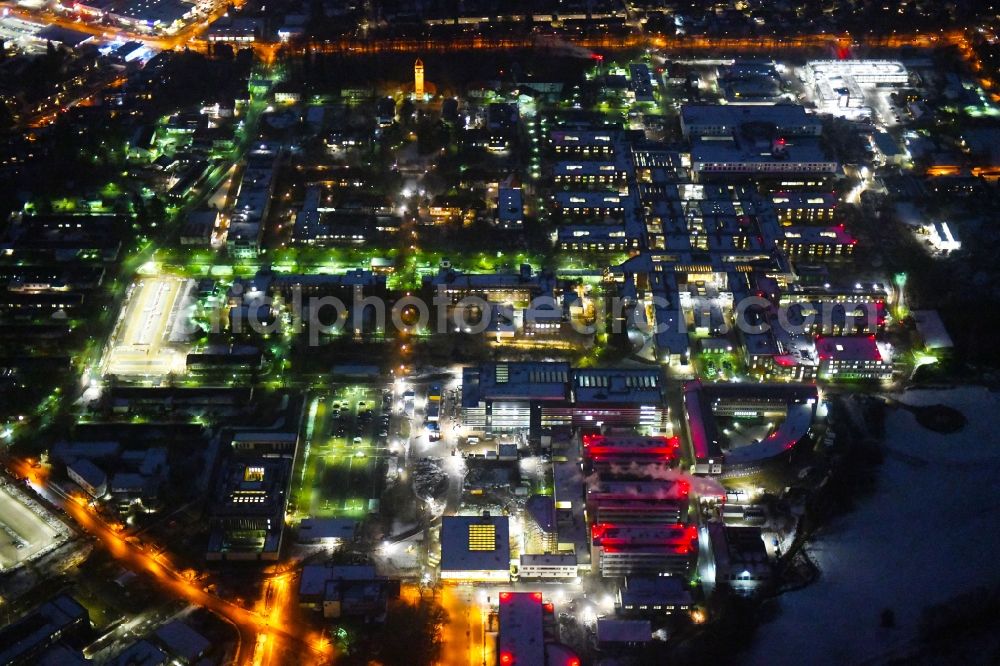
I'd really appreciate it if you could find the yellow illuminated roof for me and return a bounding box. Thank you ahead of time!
[468,524,496,551]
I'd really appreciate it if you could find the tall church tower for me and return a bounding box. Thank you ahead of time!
[414,58,425,98]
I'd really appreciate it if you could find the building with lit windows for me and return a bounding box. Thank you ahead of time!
[550,130,618,156]
[227,143,280,258]
[414,58,424,97]
[461,362,668,433]
[816,335,893,380]
[590,522,697,577]
[707,524,773,596]
[553,160,627,185]
[554,191,631,217]
[439,512,511,582]
[770,192,838,225]
[807,60,908,85]
[683,381,819,474]
[781,300,884,336]
[518,553,579,580]
[779,225,856,261]
[206,445,294,561]
[206,17,262,43]
[616,575,693,616]
[690,135,837,181]
[109,0,197,34]
[556,225,635,252]
[680,104,822,139]
[496,186,523,228]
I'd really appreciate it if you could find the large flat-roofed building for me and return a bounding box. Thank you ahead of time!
[779,225,856,261]
[153,620,210,664]
[581,434,680,464]
[461,363,667,433]
[206,16,262,43]
[770,192,838,225]
[563,368,667,428]
[428,265,555,305]
[496,592,581,666]
[206,456,292,561]
[690,135,837,181]
[296,518,357,545]
[62,0,118,17]
[629,63,654,102]
[587,478,690,525]
[781,300,884,336]
[590,523,697,577]
[708,524,773,596]
[595,500,686,525]
[524,494,558,552]
[553,160,627,184]
[806,60,907,114]
[519,552,579,580]
[616,575,693,616]
[497,592,545,666]
[816,335,893,380]
[110,0,196,34]
[554,190,631,217]
[550,130,619,156]
[461,362,570,431]
[596,619,651,648]
[298,564,399,619]
[230,431,299,456]
[557,224,635,252]
[807,60,908,85]
[0,594,90,665]
[586,480,689,506]
[496,186,523,228]
[684,381,819,474]
[439,513,510,583]
[228,144,280,258]
[680,104,822,138]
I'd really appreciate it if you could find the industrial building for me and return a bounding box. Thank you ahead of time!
[680,104,822,139]
[616,575,693,616]
[590,522,697,577]
[496,592,581,666]
[461,362,668,433]
[438,512,510,583]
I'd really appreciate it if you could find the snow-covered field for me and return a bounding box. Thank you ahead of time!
[746,387,1000,665]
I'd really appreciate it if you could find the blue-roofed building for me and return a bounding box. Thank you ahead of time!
[439,512,510,583]
[680,104,822,139]
[108,639,169,666]
[0,594,90,666]
[153,621,210,664]
[461,362,667,432]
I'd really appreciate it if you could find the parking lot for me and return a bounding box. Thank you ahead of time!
[292,385,393,520]
[0,481,66,570]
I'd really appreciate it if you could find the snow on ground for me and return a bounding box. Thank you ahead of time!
[745,387,1000,665]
